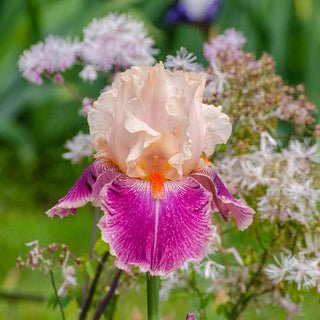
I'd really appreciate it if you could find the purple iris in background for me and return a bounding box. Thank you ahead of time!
[46,63,254,276]
[166,0,222,25]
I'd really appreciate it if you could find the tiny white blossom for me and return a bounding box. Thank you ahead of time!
[57,265,77,297]
[197,260,224,280]
[25,240,42,270]
[159,272,181,301]
[165,47,202,72]
[62,132,94,164]
[286,256,320,291]
[265,254,296,284]
[299,234,320,257]
[225,247,244,266]
[204,63,231,100]
[79,65,98,81]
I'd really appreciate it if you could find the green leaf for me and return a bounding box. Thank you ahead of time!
[103,294,118,319]
[85,260,96,279]
[94,238,110,256]
[47,292,58,310]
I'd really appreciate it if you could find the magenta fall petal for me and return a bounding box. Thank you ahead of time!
[191,166,255,231]
[46,159,119,219]
[98,174,212,277]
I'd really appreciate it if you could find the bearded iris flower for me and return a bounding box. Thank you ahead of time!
[46,63,254,276]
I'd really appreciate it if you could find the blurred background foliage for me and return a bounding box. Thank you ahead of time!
[0,0,320,319]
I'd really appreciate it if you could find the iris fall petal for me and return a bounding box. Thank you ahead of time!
[191,166,255,231]
[46,159,119,218]
[98,174,212,276]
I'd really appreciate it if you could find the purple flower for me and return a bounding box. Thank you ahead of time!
[167,0,222,25]
[46,63,254,276]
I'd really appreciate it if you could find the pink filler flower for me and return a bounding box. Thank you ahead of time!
[46,63,254,276]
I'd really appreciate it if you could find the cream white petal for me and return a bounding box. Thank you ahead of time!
[202,104,232,156]
[87,63,231,179]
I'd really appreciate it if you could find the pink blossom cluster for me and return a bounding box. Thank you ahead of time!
[18,36,79,85]
[203,29,318,141]
[18,14,158,84]
[17,241,80,297]
[79,14,157,81]
[204,28,246,65]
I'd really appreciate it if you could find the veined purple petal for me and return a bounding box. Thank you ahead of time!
[191,166,255,231]
[46,159,120,218]
[99,174,212,276]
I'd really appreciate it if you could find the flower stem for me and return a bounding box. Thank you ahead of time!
[92,269,122,320]
[49,270,65,320]
[81,207,99,310]
[146,273,160,320]
[79,251,109,320]
[43,72,83,102]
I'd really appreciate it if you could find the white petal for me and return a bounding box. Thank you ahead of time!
[202,104,232,156]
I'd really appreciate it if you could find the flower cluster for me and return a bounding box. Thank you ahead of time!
[275,84,318,131]
[265,239,320,293]
[18,36,79,85]
[214,134,320,225]
[204,28,246,63]
[18,13,157,84]
[62,131,94,164]
[203,29,317,142]
[17,241,80,297]
[79,14,157,81]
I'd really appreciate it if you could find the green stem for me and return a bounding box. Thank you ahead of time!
[146,273,160,320]
[190,268,207,320]
[49,270,66,320]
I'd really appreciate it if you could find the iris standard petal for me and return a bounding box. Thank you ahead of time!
[191,166,255,231]
[98,174,212,276]
[46,159,120,218]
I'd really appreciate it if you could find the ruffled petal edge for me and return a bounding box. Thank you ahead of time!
[191,166,255,230]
